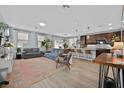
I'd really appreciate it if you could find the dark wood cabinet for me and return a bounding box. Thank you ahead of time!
[96,49,111,57]
[80,31,124,45]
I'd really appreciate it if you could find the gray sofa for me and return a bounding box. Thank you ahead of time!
[22,48,44,59]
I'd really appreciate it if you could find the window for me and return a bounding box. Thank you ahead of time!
[54,40,63,48]
[68,38,75,48]
[68,38,78,48]
[17,32,29,47]
[37,35,45,47]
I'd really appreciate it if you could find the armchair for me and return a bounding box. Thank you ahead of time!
[55,52,72,70]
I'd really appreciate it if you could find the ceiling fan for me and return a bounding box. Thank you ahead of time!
[62,5,70,8]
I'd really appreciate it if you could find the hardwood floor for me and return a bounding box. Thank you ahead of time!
[30,59,99,88]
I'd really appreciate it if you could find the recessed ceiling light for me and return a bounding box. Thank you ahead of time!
[108,23,112,26]
[39,22,46,26]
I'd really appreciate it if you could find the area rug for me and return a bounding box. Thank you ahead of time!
[6,57,59,88]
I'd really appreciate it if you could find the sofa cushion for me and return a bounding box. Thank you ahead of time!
[32,48,39,52]
[23,48,32,53]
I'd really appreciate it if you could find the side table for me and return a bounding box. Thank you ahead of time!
[16,53,22,59]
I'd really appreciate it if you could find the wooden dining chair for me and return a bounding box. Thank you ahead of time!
[55,52,72,70]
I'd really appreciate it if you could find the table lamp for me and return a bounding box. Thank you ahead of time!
[113,42,124,57]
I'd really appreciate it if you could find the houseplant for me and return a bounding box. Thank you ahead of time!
[111,34,120,46]
[41,38,51,52]
[2,42,14,57]
[16,47,21,53]
[0,22,8,31]
[63,42,68,49]
[62,39,69,49]
[16,47,22,59]
[2,42,14,47]
[111,34,120,42]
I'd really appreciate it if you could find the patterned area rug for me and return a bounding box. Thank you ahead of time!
[6,57,58,88]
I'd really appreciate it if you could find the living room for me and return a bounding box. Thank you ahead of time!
[0,3,124,90]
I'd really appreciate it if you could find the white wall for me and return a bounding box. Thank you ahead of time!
[0,13,4,22]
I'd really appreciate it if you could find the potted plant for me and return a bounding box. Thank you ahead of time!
[2,42,14,56]
[2,42,14,47]
[0,22,8,31]
[63,42,68,49]
[16,47,21,54]
[111,34,120,46]
[16,47,22,59]
[62,39,69,49]
[41,38,51,52]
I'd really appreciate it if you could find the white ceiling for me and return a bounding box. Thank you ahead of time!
[0,5,123,37]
